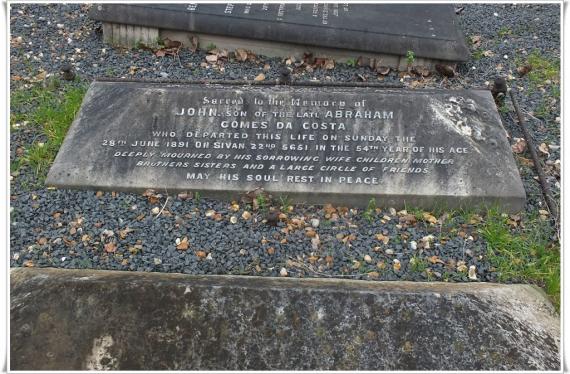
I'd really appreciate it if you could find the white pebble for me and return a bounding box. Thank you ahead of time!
[468,265,478,280]
[311,218,320,228]
[385,248,394,255]
[410,241,418,250]
[151,207,160,215]
[280,267,288,277]
[364,255,372,263]
[102,229,114,237]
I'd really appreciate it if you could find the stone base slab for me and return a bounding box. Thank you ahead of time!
[10,268,560,371]
[100,21,454,70]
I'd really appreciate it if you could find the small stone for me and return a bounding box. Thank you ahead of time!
[385,248,394,255]
[230,216,238,224]
[280,267,288,277]
[389,207,397,216]
[153,258,162,265]
[468,265,477,280]
[267,247,275,255]
[305,228,316,238]
[410,241,417,250]
[151,207,160,215]
[457,261,468,273]
[310,218,320,228]
[393,259,401,271]
[311,236,320,250]
[239,248,247,256]
[176,237,190,250]
[367,271,380,279]
[364,254,372,263]
[242,211,251,220]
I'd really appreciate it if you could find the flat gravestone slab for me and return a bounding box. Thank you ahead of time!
[46,81,526,212]
[11,268,560,370]
[89,3,469,62]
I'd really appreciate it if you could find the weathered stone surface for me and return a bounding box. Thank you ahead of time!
[10,268,560,371]
[89,4,469,63]
[47,81,525,211]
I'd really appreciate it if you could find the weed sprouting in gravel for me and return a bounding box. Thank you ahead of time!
[497,26,512,38]
[279,195,292,212]
[406,50,415,66]
[409,256,427,273]
[363,198,376,222]
[345,58,357,67]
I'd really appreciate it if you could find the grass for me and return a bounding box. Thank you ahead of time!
[480,208,560,309]
[362,198,376,222]
[471,49,485,61]
[498,102,510,114]
[409,256,427,273]
[194,191,202,202]
[406,50,415,66]
[345,58,357,67]
[278,195,292,212]
[395,205,559,308]
[10,77,87,180]
[534,97,550,119]
[525,50,560,85]
[255,193,268,211]
[497,26,512,38]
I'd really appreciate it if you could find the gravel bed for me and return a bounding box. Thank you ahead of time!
[9,3,560,281]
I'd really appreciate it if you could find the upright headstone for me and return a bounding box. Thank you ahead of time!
[89,4,470,70]
[47,81,526,212]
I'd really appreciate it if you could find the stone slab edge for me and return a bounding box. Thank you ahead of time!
[10,268,560,371]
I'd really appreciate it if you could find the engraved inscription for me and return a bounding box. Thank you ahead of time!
[99,90,475,188]
[185,3,350,24]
